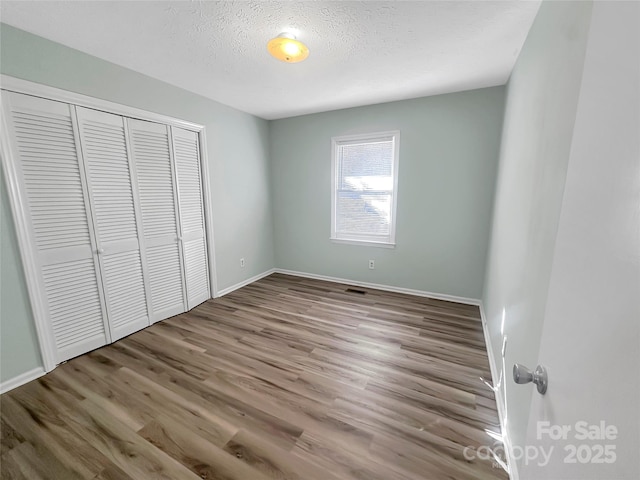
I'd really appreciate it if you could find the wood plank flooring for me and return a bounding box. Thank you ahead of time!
[0,273,508,480]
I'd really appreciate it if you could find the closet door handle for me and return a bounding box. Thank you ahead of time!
[97,248,104,254]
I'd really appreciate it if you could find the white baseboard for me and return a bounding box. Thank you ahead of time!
[0,366,45,394]
[215,268,276,297]
[479,303,518,480]
[274,268,481,306]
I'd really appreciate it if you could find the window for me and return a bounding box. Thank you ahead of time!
[331,131,400,247]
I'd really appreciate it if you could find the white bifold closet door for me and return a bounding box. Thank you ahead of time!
[128,119,187,322]
[172,127,210,309]
[1,92,110,362]
[2,90,212,366]
[75,107,151,341]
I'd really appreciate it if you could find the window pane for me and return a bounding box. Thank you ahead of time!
[336,191,391,236]
[339,141,393,191]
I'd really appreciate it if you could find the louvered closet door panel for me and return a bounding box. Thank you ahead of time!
[172,127,210,309]
[128,118,186,322]
[76,107,149,341]
[1,91,109,362]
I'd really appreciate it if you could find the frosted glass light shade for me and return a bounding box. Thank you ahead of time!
[267,33,309,63]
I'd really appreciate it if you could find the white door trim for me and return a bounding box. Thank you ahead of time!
[0,75,203,132]
[0,75,218,374]
[0,96,57,372]
[198,131,218,298]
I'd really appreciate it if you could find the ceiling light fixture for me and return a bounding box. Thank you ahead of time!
[267,32,309,63]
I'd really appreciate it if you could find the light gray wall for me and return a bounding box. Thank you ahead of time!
[0,24,275,383]
[270,87,505,300]
[481,0,593,467]
[523,2,639,478]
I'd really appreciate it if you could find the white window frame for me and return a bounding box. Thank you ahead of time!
[330,130,400,248]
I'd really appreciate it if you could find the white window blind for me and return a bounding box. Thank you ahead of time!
[331,131,400,246]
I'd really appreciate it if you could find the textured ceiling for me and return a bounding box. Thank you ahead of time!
[0,1,540,120]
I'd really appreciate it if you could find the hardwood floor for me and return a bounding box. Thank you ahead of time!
[0,273,508,480]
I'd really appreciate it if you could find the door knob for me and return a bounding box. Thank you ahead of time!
[97,248,104,254]
[513,363,548,394]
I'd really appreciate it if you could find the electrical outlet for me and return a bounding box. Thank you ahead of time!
[240,258,245,268]
[368,260,375,270]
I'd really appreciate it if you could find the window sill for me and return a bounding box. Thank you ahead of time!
[330,238,396,249]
